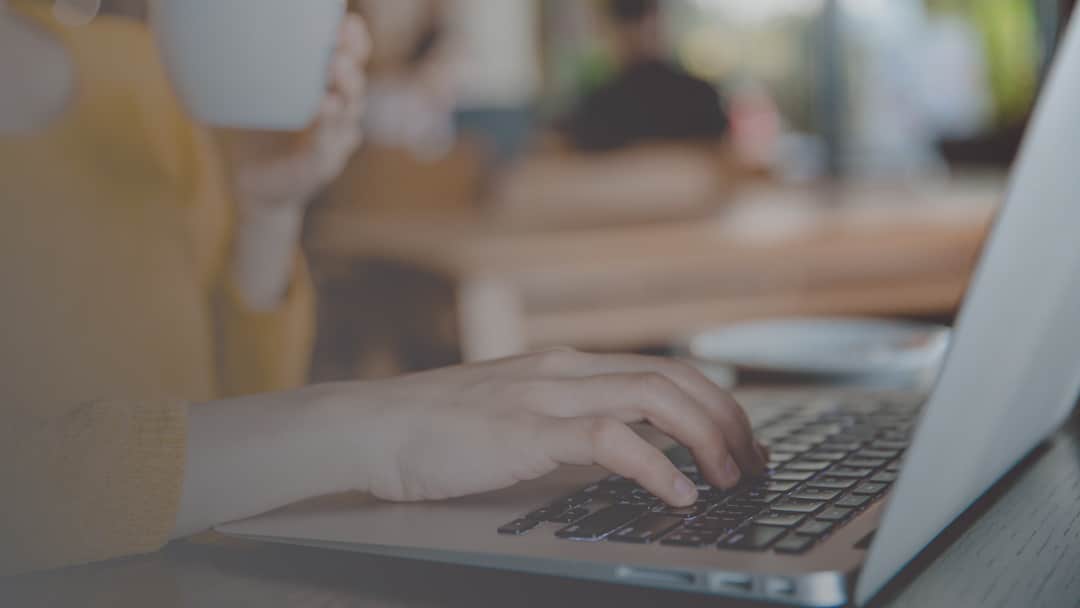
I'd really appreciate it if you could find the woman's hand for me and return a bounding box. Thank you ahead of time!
[223,15,368,310]
[176,350,767,538]
[344,349,768,507]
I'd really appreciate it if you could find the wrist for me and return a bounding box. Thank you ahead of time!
[301,382,378,496]
[295,384,380,498]
[235,200,305,237]
[176,384,371,537]
[309,379,408,500]
[229,203,304,311]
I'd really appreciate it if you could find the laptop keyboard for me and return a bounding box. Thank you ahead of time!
[497,393,922,554]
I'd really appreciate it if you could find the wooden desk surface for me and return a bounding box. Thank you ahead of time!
[5,412,1078,608]
[311,180,999,280]
[310,178,1001,358]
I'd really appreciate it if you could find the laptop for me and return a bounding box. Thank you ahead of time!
[218,12,1080,607]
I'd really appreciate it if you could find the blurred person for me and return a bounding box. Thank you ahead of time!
[0,0,766,577]
[360,0,457,160]
[449,0,541,163]
[565,0,730,152]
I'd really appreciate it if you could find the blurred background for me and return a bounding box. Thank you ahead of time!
[105,0,1078,382]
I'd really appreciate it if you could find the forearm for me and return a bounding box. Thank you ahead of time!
[229,205,305,311]
[173,385,367,538]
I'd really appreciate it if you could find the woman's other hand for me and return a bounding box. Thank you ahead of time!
[222,15,369,310]
[223,14,369,212]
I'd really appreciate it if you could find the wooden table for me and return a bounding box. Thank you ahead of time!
[4,409,1078,608]
[310,178,1001,362]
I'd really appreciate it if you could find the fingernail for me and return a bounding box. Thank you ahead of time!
[673,475,698,505]
[723,457,742,485]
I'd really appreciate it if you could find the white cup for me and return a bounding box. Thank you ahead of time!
[150,0,345,131]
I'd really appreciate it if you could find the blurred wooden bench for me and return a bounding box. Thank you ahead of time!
[309,176,1000,362]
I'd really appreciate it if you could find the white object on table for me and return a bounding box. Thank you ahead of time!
[686,318,950,388]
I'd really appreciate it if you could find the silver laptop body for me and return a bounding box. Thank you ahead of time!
[220,13,1080,607]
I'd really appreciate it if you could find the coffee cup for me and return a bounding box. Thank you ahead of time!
[149,0,345,130]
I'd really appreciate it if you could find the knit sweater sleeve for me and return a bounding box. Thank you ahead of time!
[0,400,188,576]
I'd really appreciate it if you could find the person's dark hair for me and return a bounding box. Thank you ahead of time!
[609,0,659,24]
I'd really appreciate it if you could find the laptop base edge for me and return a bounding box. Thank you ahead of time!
[221,531,854,607]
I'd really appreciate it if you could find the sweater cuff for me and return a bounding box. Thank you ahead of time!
[0,399,188,576]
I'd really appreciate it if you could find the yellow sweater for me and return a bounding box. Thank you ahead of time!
[0,5,315,576]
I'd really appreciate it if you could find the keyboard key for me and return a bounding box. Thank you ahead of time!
[835,494,872,509]
[789,487,842,502]
[742,491,782,505]
[526,506,569,522]
[582,484,624,501]
[770,470,815,482]
[880,431,911,442]
[652,502,711,519]
[807,477,857,490]
[832,432,874,443]
[875,416,911,426]
[498,518,540,535]
[758,428,793,442]
[819,441,863,452]
[600,475,634,487]
[697,492,731,507]
[804,451,848,462]
[826,466,875,479]
[627,488,662,502]
[556,506,646,540]
[721,494,764,509]
[843,457,887,469]
[724,500,768,515]
[801,423,845,435]
[694,483,725,496]
[617,497,660,508]
[772,442,815,454]
[859,448,901,459]
[717,501,760,516]
[774,534,817,554]
[817,507,854,522]
[755,511,807,527]
[853,482,889,496]
[769,452,797,464]
[686,473,730,494]
[796,520,835,537]
[552,491,596,508]
[661,530,722,548]
[607,514,684,544]
[760,480,799,492]
[871,472,898,484]
[548,507,591,524]
[722,525,787,551]
[787,433,830,445]
[886,461,904,472]
[687,515,746,532]
[784,460,832,472]
[771,499,826,514]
